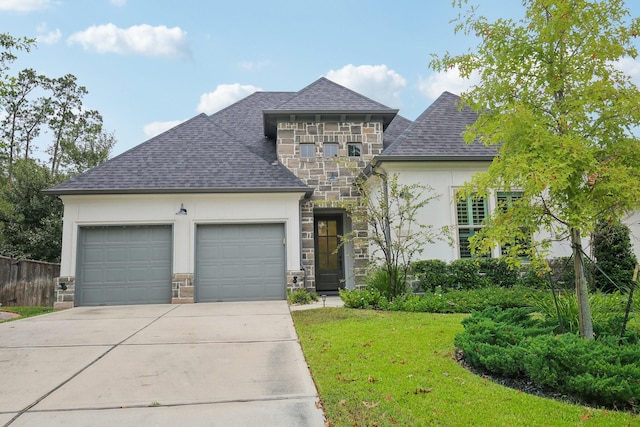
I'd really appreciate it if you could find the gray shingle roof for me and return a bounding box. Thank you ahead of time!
[46,82,497,196]
[380,91,497,160]
[263,77,398,138]
[270,77,396,112]
[209,91,295,163]
[46,114,310,195]
[383,114,413,150]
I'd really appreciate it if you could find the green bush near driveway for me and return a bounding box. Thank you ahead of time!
[456,307,640,412]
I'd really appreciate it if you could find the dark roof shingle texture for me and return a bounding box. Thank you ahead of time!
[270,77,396,112]
[47,80,495,195]
[48,114,309,194]
[381,91,497,159]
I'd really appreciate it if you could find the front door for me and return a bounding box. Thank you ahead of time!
[315,215,344,292]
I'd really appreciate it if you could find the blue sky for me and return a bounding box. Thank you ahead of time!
[1,0,639,157]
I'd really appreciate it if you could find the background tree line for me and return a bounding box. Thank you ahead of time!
[0,34,115,262]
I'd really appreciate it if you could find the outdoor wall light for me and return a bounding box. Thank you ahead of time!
[176,203,187,215]
[59,283,67,291]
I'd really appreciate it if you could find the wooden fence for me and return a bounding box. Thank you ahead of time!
[0,256,59,307]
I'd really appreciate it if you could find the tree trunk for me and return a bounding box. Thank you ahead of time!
[381,174,397,296]
[571,227,594,339]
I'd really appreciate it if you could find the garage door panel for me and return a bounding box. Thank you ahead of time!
[196,224,285,302]
[76,225,172,306]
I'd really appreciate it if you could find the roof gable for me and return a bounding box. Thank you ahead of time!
[47,114,310,195]
[380,91,497,160]
[263,77,398,137]
[271,77,395,112]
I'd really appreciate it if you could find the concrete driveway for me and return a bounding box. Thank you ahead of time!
[0,302,325,427]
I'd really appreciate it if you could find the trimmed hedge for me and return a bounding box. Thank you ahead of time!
[411,258,546,292]
[340,285,542,313]
[455,308,640,412]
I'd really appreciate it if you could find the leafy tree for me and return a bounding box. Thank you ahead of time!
[431,0,640,339]
[0,33,116,262]
[0,159,64,262]
[0,68,49,172]
[342,170,449,298]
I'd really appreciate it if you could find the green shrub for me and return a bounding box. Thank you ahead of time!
[411,259,452,292]
[532,290,629,337]
[456,307,640,411]
[517,263,548,288]
[344,285,542,313]
[477,258,520,287]
[547,257,576,291]
[339,287,387,309]
[287,288,319,305]
[592,220,638,293]
[363,266,404,299]
[449,258,489,289]
[455,307,552,377]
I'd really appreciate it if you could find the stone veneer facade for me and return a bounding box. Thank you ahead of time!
[277,120,384,291]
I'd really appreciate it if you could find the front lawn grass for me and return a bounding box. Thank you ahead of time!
[292,308,639,427]
[0,306,53,322]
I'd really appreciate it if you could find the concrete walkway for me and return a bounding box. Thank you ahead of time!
[289,295,343,311]
[0,302,326,427]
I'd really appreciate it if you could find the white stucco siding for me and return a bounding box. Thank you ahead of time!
[59,193,305,278]
[376,161,491,263]
[377,161,640,263]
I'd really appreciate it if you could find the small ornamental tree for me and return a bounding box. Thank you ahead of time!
[431,0,640,339]
[340,169,449,298]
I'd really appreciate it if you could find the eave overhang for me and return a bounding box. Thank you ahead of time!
[263,109,399,139]
[43,186,314,198]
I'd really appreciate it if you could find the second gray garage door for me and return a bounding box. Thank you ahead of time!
[196,224,286,302]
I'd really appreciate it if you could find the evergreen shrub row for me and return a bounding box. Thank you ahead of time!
[410,258,546,292]
[455,307,640,411]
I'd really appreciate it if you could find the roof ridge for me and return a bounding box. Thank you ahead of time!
[273,77,396,111]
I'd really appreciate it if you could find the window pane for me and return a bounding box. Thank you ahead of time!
[300,144,315,158]
[458,228,472,258]
[347,143,361,156]
[327,220,337,236]
[324,144,338,157]
[456,199,469,225]
[317,220,327,236]
[471,197,486,224]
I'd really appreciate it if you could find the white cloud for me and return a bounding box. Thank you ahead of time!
[143,120,184,138]
[196,84,261,114]
[68,23,190,58]
[109,0,126,6]
[0,0,55,12]
[418,66,481,100]
[36,23,61,44]
[325,64,406,108]
[613,57,640,86]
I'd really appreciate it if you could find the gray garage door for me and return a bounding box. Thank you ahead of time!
[76,225,172,306]
[196,224,286,302]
